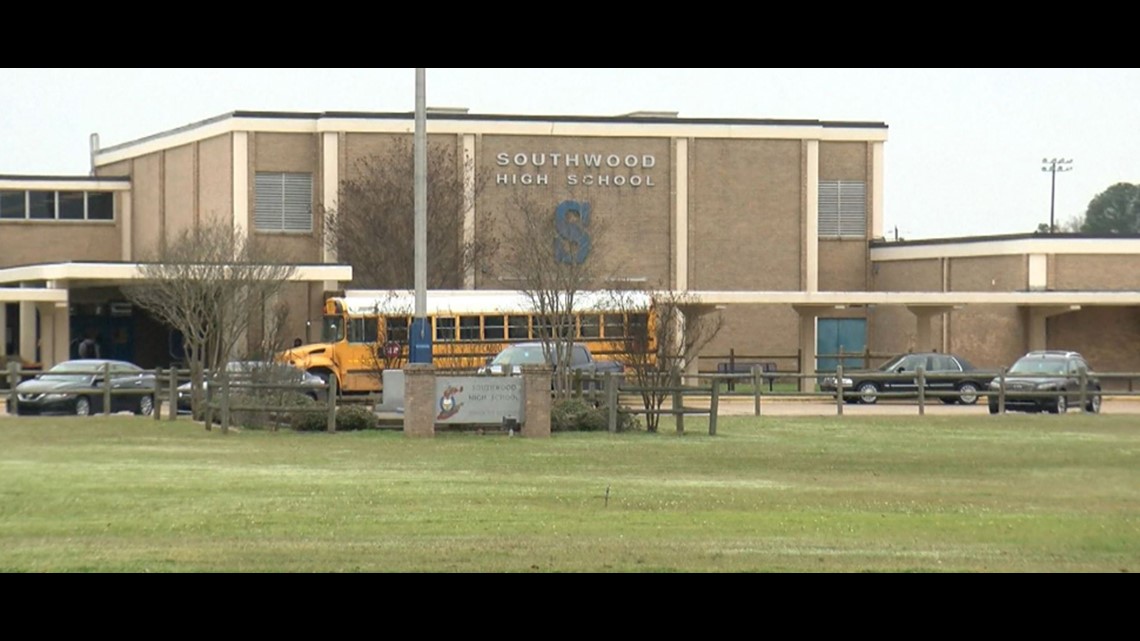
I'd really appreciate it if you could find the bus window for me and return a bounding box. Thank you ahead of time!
[533,316,553,340]
[484,315,505,340]
[604,314,625,338]
[628,312,650,350]
[508,315,530,339]
[578,314,600,338]
[459,316,481,341]
[322,316,345,342]
[348,317,379,343]
[436,317,456,341]
[386,317,410,343]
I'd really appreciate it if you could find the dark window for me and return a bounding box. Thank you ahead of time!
[603,314,624,338]
[508,315,529,339]
[435,317,456,341]
[578,314,600,338]
[87,192,113,220]
[459,316,481,341]
[28,191,55,219]
[0,191,25,219]
[58,191,85,220]
[484,315,505,340]
[385,317,410,343]
[348,317,378,343]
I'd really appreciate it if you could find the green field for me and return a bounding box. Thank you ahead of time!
[1,413,1137,572]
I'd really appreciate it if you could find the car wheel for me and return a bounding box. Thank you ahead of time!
[1086,391,1101,414]
[988,401,1000,415]
[956,382,980,405]
[74,396,92,417]
[1049,394,1067,414]
[137,395,155,416]
[857,382,879,405]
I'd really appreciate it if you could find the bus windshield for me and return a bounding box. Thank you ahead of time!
[322,315,345,343]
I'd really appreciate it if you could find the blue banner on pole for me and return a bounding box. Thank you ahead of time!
[409,317,433,364]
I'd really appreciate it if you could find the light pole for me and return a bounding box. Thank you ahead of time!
[1041,158,1073,233]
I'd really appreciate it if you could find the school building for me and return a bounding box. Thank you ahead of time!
[2,109,1138,386]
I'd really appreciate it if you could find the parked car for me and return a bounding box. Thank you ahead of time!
[987,350,1101,414]
[478,342,624,380]
[819,352,993,405]
[12,359,156,416]
[176,361,326,413]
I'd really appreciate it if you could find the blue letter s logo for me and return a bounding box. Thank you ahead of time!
[554,200,591,264]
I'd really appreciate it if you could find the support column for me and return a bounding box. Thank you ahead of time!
[793,307,817,393]
[321,131,341,293]
[403,363,436,437]
[462,133,477,289]
[19,300,36,361]
[0,303,6,358]
[521,365,552,438]
[673,138,689,291]
[906,306,955,353]
[1026,305,1080,352]
[804,140,819,293]
[232,131,249,238]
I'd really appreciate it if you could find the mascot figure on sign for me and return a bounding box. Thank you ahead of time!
[437,385,464,420]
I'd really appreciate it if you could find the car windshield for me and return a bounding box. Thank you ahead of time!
[1009,358,1067,376]
[489,345,548,367]
[38,362,100,382]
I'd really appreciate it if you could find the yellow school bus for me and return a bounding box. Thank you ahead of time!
[279,290,656,394]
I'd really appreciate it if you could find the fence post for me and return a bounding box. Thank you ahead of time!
[169,369,179,421]
[221,366,231,433]
[102,362,112,416]
[606,371,617,433]
[836,362,844,416]
[709,378,719,436]
[752,364,762,417]
[917,366,926,416]
[327,375,338,432]
[673,370,684,435]
[1079,369,1088,414]
[998,368,1006,414]
[153,367,163,421]
[727,348,736,392]
[7,361,18,415]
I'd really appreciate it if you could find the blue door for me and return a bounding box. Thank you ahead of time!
[817,318,867,373]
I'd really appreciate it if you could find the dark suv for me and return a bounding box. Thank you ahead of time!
[987,350,1101,414]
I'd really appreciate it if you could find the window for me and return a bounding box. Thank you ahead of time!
[435,317,456,341]
[0,190,115,221]
[819,180,866,238]
[579,314,600,338]
[484,315,505,340]
[88,192,113,220]
[603,314,624,338]
[254,172,313,232]
[348,317,378,344]
[508,315,530,339]
[385,317,410,343]
[28,191,55,219]
[58,192,85,220]
[459,316,481,341]
[0,191,26,219]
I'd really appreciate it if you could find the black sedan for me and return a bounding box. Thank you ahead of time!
[13,359,156,416]
[819,352,993,405]
[987,350,1101,414]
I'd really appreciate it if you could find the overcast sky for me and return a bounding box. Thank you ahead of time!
[1,68,1135,240]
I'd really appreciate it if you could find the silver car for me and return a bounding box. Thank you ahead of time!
[13,359,156,416]
[177,361,326,413]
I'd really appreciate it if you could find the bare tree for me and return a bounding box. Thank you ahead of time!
[607,286,724,433]
[494,191,621,397]
[323,139,496,289]
[123,218,298,432]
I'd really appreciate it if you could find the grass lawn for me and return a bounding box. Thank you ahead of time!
[1,413,1137,572]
